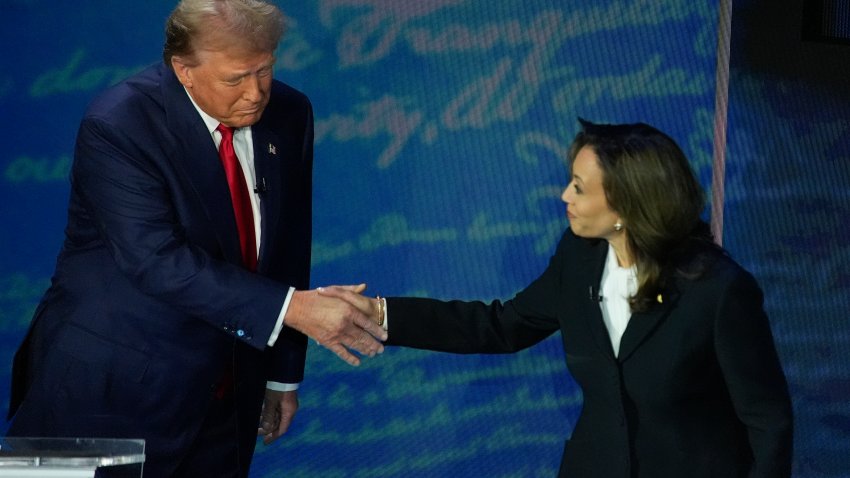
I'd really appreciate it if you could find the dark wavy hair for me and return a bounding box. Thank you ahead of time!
[163,0,285,68]
[568,119,711,312]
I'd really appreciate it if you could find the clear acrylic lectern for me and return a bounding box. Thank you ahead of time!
[0,437,144,477]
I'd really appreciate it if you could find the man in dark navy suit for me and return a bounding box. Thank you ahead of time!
[5,1,386,476]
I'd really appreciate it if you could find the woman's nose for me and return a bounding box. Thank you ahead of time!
[561,186,571,203]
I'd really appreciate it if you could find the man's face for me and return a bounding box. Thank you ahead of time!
[173,44,275,128]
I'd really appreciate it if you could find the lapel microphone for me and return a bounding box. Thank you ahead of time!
[254,177,267,194]
[589,286,603,302]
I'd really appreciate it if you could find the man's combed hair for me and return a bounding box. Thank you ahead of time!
[163,0,285,67]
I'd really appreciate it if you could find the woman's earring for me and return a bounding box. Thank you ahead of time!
[614,221,623,231]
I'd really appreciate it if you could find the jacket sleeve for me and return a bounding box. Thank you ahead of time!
[385,230,576,353]
[713,270,793,477]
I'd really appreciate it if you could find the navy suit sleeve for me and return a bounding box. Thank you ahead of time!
[72,116,286,351]
[713,270,793,477]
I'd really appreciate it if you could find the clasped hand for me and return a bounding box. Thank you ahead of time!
[285,284,384,366]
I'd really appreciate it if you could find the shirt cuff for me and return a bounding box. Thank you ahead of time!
[267,286,295,346]
[382,297,389,331]
[266,381,299,392]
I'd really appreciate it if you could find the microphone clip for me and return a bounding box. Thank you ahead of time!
[254,177,267,194]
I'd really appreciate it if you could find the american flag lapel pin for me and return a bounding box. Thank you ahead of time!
[268,143,277,155]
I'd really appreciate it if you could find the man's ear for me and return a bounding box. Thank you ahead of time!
[171,57,193,88]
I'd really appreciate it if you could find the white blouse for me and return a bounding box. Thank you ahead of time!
[599,244,637,357]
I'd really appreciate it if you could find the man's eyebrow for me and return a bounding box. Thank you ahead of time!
[225,61,276,80]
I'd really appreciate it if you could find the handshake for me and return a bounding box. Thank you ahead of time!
[283,284,386,366]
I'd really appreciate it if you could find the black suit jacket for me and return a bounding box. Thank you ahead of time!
[386,228,792,477]
[7,63,313,476]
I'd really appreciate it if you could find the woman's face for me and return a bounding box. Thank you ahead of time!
[561,145,622,240]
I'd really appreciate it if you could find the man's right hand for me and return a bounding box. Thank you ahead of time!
[284,284,387,366]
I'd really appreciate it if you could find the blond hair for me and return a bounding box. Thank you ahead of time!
[163,0,284,67]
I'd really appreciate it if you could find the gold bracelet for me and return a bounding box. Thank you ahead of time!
[376,296,385,327]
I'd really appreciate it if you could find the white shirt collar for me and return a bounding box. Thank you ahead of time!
[183,87,227,135]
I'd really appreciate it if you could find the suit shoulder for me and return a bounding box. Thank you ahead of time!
[84,64,165,122]
[258,81,313,132]
[683,247,761,295]
[269,80,312,110]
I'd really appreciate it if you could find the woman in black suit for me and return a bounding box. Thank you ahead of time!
[324,119,793,477]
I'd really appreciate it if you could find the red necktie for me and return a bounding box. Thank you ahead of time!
[216,124,257,271]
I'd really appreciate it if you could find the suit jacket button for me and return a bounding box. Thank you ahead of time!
[237,329,245,337]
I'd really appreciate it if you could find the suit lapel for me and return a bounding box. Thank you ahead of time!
[579,241,616,359]
[617,282,682,362]
[160,65,243,265]
[575,239,686,362]
[250,123,283,273]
